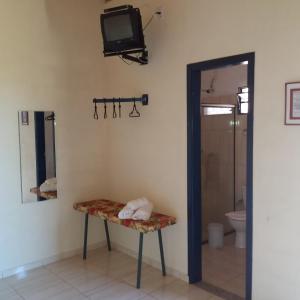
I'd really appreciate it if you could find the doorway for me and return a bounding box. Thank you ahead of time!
[187,53,255,300]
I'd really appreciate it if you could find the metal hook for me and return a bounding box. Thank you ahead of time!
[104,99,107,119]
[113,99,117,119]
[118,99,121,118]
[129,98,140,118]
[94,102,99,120]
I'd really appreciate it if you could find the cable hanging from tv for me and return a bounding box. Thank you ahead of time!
[100,5,149,65]
[143,11,161,32]
[92,94,149,120]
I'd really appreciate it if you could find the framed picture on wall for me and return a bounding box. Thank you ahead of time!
[285,82,300,125]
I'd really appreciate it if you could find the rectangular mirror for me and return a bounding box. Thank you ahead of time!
[18,111,57,203]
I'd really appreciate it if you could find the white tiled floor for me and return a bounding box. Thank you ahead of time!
[1,248,223,300]
[202,235,246,298]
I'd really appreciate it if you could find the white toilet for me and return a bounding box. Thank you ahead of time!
[225,186,247,248]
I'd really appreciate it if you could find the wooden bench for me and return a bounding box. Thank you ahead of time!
[73,199,176,289]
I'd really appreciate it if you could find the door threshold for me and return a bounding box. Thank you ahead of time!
[195,281,244,300]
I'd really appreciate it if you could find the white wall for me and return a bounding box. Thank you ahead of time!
[202,64,247,97]
[102,0,189,277]
[101,1,300,299]
[0,0,108,275]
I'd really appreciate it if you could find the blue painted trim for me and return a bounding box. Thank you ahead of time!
[245,53,255,300]
[34,112,46,201]
[187,64,202,283]
[187,53,255,300]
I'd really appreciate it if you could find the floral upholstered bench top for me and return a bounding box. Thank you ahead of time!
[73,199,176,234]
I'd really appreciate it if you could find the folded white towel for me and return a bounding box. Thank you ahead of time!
[118,206,134,219]
[40,177,57,192]
[127,197,150,210]
[132,202,153,221]
[45,177,57,185]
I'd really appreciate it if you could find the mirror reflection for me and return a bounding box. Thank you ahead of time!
[18,111,57,203]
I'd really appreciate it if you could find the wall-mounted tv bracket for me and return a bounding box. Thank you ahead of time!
[122,50,148,65]
[93,94,149,120]
[104,49,148,65]
[104,5,133,13]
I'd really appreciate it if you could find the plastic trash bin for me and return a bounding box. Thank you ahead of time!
[208,223,224,248]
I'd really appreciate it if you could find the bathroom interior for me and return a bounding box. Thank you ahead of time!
[200,63,248,299]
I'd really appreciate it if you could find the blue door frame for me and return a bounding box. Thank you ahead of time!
[35,111,46,202]
[187,53,255,300]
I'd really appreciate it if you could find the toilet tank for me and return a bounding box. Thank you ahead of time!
[242,185,247,208]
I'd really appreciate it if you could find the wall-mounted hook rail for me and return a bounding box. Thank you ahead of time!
[93,94,149,106]
[92,94,149,120]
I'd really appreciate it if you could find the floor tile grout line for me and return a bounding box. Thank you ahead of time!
[5,280,26,300]
[44,258,143,298]
[4,267,53,300]
[146,278,179,297]
[81,270,144,298]
[1,248,231,300]
[46,265,89,299]
[118,269,179,297]
[9,273,74,300]
[80,253,153,295]
[5,266,53,287]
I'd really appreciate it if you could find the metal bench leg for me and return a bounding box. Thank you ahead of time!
[158,229,166,276]
[83,213,89,260]
[104,220,112,251]
[136,232,144,289]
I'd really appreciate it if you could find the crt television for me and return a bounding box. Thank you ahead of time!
[100,5,146,56]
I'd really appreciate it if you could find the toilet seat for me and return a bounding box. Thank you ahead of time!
[225,210,246,221]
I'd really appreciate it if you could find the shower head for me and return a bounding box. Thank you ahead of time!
[202,88,214,94]
[201,77,215,94]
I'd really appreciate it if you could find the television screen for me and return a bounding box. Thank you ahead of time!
[101,6,146,56]
[103,14,133,42]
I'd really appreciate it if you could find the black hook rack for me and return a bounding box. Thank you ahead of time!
[93,94,148,106]
[93,94,149,120]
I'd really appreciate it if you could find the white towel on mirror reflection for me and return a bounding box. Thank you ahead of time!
[40,177,57,192]
[118,207,134,219]
[132,202,153,221]
[127,197,150,210]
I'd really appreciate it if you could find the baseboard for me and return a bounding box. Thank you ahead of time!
[111,241,189,283]
[1,240,188,283]
[1,240,107,279]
